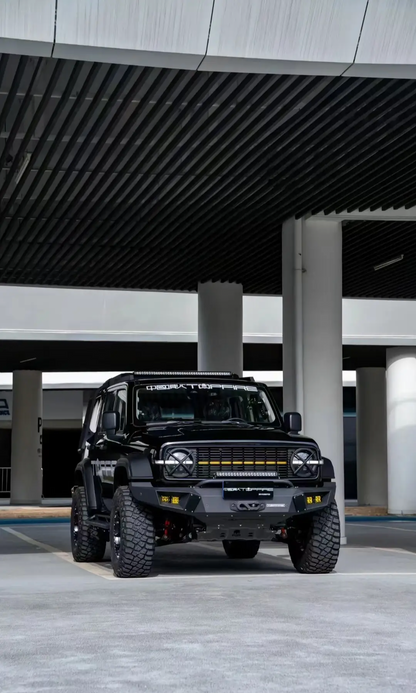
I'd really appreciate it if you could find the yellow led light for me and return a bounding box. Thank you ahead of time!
[315,495,322,503]
[161,495,170,504]
[306,496,313,504]
[171,496,180,505]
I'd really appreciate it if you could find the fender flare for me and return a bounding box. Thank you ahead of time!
[114,453,153,489]
[322,456,335,482]
[73,458,100,512]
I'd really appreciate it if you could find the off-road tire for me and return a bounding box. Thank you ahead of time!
[288,501,340,574]
[110,486,155,578]
[223,540,260,559]
[71,486,107,562]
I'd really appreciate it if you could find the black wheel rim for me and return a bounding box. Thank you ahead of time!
[72,505,80,547]
[113,510,121,559]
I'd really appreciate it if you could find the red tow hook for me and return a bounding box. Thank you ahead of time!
[273,527,288,542]
[163,520,171,539]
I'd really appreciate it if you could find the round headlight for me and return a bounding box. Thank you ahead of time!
[165,449,195,478]
[290,449,319,478]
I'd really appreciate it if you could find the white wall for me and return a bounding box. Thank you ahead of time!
[0,389,82,423]
[54,0,214,69]
[1,0,416,79]
[0,0,55,56]
[1,285,416,346]
[0,371,357,391]
[0,286,197,342]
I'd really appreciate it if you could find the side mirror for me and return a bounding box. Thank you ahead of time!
[102,411,120,434]
[284,412,302,434]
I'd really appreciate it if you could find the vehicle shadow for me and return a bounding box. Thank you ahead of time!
[100,543,295,578]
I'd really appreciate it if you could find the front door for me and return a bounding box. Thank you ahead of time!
[92,386,128,501]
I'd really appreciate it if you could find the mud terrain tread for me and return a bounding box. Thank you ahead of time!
[111,486,155,578]
[289,501,340,574]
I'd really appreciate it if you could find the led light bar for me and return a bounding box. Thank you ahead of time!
[216,471,278,478]
[134,371,233,377]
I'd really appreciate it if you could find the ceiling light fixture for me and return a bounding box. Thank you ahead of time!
[373,254,404,271]
[15,152,31,185]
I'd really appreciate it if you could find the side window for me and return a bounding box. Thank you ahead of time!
[99,388,127,433]
[114,388,127,432]
[89,398,102,433]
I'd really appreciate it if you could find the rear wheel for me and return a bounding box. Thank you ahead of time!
[223,540,260,559]
[288,501,340,574]
[71,487,106,562]
[110,486,155,578]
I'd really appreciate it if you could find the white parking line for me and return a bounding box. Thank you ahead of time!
[259,548,289,557]
[150,571,416,580]
[369,546,416,556]
[347,546,416,556]
[337,572,416,576]
[351,523,416,533]
[0,527,117,580]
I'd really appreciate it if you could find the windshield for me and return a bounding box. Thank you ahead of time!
[134,382,280,425]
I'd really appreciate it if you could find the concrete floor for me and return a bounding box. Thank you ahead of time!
[0,522,416,693]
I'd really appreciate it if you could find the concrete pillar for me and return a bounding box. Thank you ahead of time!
[282,217,345,538]
[198,281,243,375]
[10,371,43,505]
[356,368,387,507]
[386,349,416,515]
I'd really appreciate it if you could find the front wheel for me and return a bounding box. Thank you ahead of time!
[288,501,340,574]
[110,486,155,578]
[223,540,260,559]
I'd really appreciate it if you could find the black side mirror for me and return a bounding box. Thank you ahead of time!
[284,412,302,434]
[102,411,120,434]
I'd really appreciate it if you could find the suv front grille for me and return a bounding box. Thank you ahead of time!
[164,445,290,479]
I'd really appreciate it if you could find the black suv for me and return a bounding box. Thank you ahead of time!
[71,371,340,577]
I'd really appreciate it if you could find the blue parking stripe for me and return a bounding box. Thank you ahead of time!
[346,516,416,522]
[0,518,70,525]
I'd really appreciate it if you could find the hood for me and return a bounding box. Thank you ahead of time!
[128,421,318,449]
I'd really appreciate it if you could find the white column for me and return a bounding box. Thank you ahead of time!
[356,368,388,507]
[198,281,243,375]
[282,217,345,537]
[386,349,416,515]
[10,371,43,505]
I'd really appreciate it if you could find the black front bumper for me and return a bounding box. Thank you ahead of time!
[130,479,336,541]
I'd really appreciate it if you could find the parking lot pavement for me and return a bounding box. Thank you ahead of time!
[0,522,416,693]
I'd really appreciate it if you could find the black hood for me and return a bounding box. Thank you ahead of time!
[129,421,318,449]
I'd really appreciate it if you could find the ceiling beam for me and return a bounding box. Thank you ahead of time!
[310,208,416,222]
